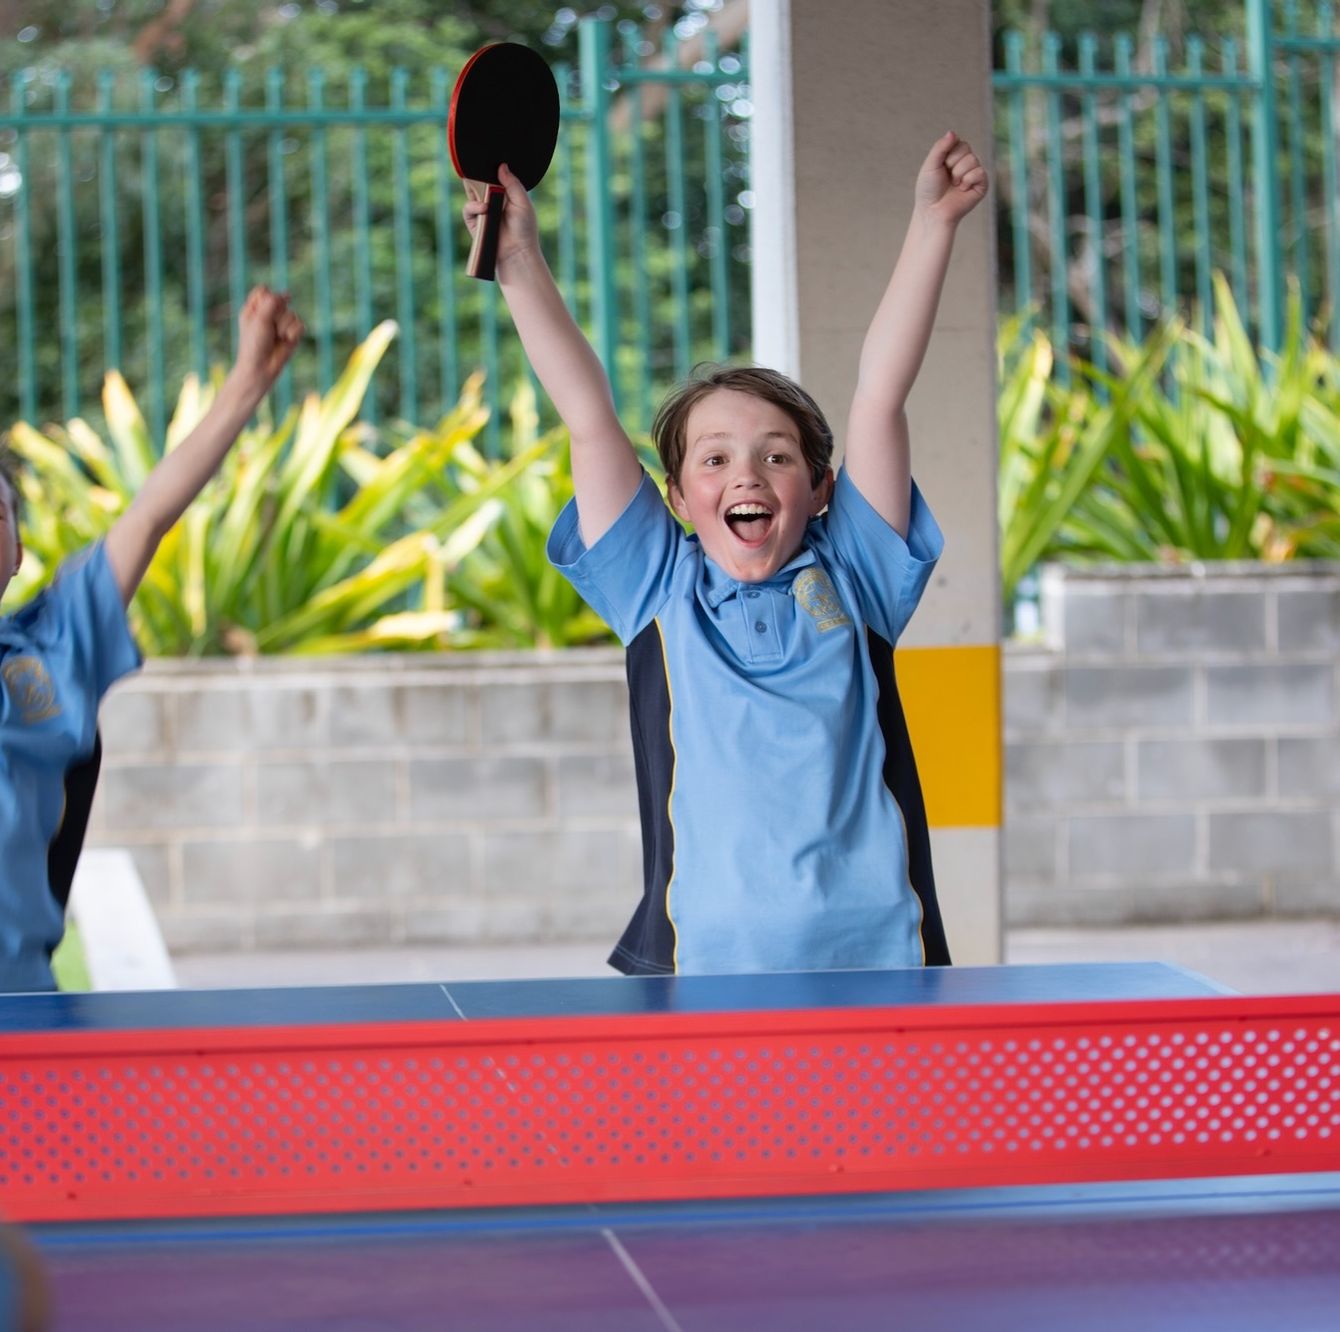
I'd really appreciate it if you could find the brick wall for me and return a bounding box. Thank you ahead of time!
[1005,563,1340,927]
[88,650,642,954]
[87,562,1340,953]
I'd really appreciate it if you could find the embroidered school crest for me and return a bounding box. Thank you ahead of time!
[2,654,60,724]
[793,568,851,632]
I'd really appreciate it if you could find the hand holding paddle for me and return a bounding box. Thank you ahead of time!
[448,42,560,281]
[462,163,538,277]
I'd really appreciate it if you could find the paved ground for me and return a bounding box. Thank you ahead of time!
[171,919,1340,996]
[1006,919,1340,996]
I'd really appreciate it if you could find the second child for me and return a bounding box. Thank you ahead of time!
[0,287,304,992]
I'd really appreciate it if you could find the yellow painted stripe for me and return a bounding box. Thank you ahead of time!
[895,643,1001,829]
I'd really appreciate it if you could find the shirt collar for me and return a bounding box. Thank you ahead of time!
[700,541,818,608]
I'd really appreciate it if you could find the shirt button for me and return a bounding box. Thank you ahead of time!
[754,621,767,633]
[746,590,761,599]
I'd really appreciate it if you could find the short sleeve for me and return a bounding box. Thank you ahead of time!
[819,468,943,643]
[45,542,142,699]
[547,472,688,644]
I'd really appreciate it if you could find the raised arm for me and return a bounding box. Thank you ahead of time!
[104,286,303,605]
[465,163,642,546]
[843,132,987,537]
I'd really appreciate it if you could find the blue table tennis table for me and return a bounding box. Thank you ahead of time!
[4,963,1340,1331]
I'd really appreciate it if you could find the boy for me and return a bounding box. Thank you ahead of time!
[0,286,303,992]
[466,132,986,975]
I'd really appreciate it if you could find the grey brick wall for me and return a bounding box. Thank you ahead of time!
[1007,563,1340,927]
[89,561,1340,952]
[88,650,640,954]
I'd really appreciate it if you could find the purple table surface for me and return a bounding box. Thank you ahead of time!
[35,1173,1340,1332]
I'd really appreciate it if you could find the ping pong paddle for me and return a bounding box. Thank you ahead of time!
[448,42,560,282]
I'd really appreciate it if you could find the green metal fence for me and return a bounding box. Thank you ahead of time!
[994,0,1340,374]
[20,1,1336,450]
[0,18,751,450]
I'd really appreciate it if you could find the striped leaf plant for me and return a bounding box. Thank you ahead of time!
[4,327,555,656]
[1000,276,1340,611]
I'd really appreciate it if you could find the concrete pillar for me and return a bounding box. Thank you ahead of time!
[752,0,1001,962]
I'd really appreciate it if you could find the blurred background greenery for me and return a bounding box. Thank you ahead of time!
[7,1,1340,648]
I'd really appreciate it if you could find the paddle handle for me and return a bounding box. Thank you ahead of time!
[466,182,506,281]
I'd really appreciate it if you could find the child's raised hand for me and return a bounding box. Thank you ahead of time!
[106,284,303,605]
[232,285,304,390]
[462,162,540,270]
[914,131,988,227]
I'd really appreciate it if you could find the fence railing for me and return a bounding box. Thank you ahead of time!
[13,1,1338,451]
[993,0,1340,373]
[0,18,751,449]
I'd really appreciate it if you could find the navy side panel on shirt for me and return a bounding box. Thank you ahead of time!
[866,629,950,967]
[48,731,103,912]
[612,621,678,975]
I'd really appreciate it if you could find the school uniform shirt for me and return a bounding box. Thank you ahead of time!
[0,543,140,991]
[548,468,944,976]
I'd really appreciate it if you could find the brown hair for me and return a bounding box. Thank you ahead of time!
[0,442,21,524]
[651,365,834,488]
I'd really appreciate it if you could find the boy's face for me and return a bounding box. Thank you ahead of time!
[0,479,20,601]
[668,389,833,583]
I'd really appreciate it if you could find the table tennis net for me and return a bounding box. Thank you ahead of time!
[3,993,1338,1221]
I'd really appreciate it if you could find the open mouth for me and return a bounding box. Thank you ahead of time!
[724,502,774,543]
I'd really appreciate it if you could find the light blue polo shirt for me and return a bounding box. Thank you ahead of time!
[0,543,140,991]
[549,468,942,975]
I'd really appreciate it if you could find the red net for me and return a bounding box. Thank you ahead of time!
[3,994,1338,1221]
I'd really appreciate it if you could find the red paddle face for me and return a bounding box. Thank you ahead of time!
[448,42,560,280]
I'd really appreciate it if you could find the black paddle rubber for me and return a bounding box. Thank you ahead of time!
[449,43,560,280]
